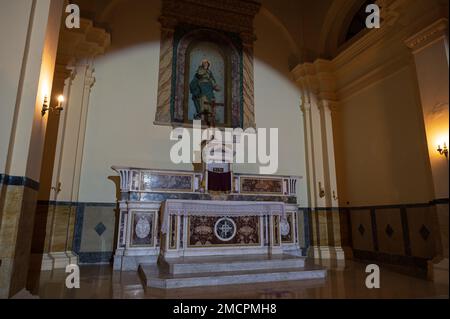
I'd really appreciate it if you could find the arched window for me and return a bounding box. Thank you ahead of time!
[339,0,375,47]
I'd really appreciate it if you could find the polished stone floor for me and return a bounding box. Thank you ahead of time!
[37,260,448,299]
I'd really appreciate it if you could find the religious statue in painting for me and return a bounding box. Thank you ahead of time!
[189,59,222,126]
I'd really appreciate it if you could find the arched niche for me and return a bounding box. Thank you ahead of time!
[172,28,243,128]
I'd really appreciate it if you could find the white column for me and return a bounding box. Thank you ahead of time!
[50,67,77,201]
[309,94,328,209]
[300,89,330,259]
[55,61,95,203]
[41,19,109,270]
[294,60,345,261]
[300,98,317,208]
[319,100,339,208]
[319,99,345,260]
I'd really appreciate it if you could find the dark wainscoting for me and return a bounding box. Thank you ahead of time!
[0,173,40,191]
[342,199,448,278]
[37,199,447,271]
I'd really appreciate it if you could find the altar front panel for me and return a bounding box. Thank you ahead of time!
[187,216,261,247]
[163,215,279,258]
[128,211,157,248]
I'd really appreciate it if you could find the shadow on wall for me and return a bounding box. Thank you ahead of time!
[100,0,162,55]
[94,0,300,86]
[79,0,306,196]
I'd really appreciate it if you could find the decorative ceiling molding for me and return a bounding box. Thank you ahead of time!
[160,0,261,37]
[291,59,338,105]
[404,18,448,54]
[58,18,110,62]
[56,18,111,79]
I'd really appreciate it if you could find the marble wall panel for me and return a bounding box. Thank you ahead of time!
[0,186,24,259]
[0,186,24,298]
[0,184,38,297]
[79,205,116,255]
[49,205,71,252]
[130,211,155,247]
[297,209,306,248]
[327,209,342,247]
[240,177,283,195]
[317,210,329,246]
[141,173,193,192]
[435,203,449,258]
[281,212,294,243]
[407,206,436,258]
[376,208,405,256]
[350,209,374,252]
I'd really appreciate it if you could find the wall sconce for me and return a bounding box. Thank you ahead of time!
[437,143,448,158]
[41,94,64,116]
[55,95,64,113]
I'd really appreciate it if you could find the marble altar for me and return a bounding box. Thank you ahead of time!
[112,166,302,271]
[111,166,327,288]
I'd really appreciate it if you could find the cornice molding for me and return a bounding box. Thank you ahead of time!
[160,0,261,35]
[405,18,448,53]
[336,54,410,101]
[56,18,110,80]
[59,18,111,62]
[291,59,337,102]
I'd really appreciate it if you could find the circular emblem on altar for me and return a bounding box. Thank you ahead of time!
[214,217,237,242]
[280,218,290,236]
[135,216,151,239]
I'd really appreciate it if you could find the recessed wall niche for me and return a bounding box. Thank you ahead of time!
[153,0,260,129]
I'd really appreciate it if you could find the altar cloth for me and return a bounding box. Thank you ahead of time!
[161,199,286,234]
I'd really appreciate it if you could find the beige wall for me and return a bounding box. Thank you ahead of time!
[76,1,309,205]
[412,38,449,200]
[334,65,433,206]
[0,0,34,173]
[0,0,64,298]
[330,1,444,207]
[0,0,63,181]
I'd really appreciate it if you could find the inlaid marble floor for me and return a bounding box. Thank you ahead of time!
[37,261,448,299]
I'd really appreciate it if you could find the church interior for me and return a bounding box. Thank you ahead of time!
[0,0,448,300]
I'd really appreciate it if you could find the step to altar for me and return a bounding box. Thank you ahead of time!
[139,254,326,289]
[160,254,306,275]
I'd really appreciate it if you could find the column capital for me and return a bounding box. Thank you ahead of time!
[300,100,311,113]
[405,18,448,54]
[319,99,339,114]
[58,18,111,65]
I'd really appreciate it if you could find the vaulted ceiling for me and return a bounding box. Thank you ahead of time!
[69,0,377,62]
